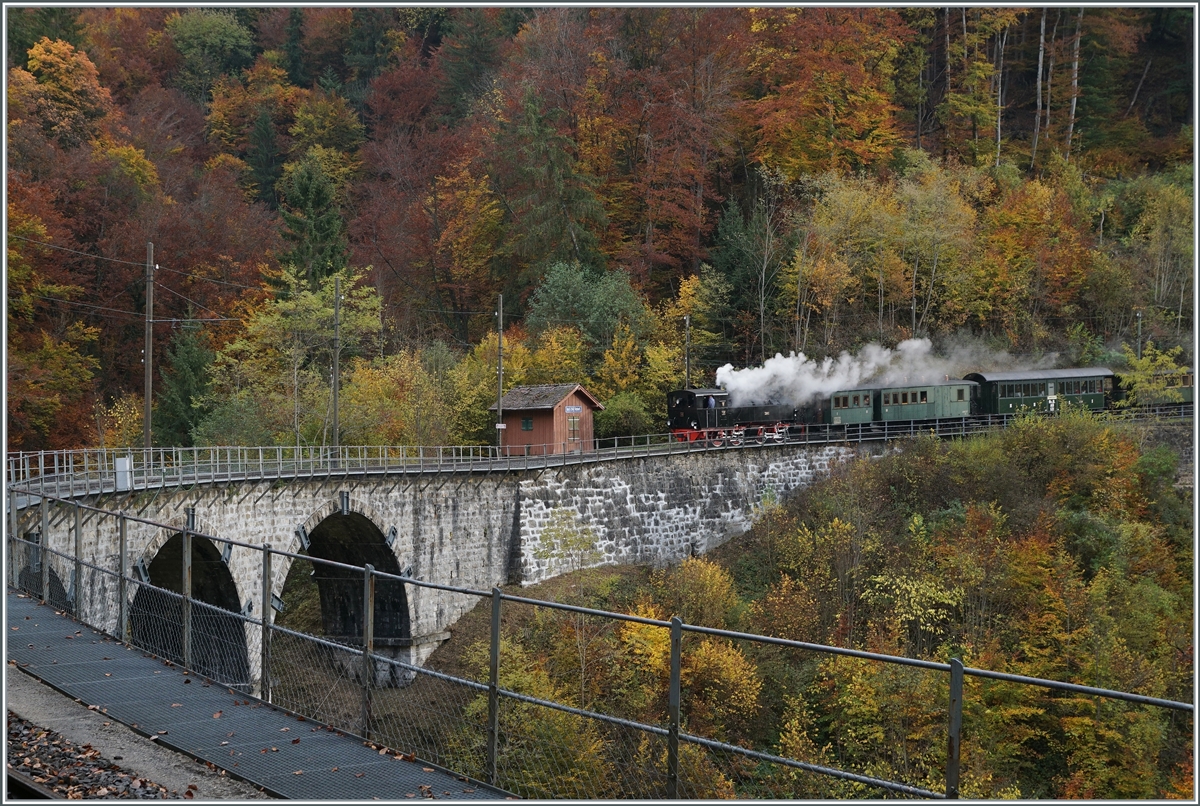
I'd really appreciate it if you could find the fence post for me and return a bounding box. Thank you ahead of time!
[182,515,193,669]
[668,617,682,798]
[73,503,82,617]
[8,487,19,588]
[361,564,375,740]
[40,496,49,604]
[261,544,272,703]
[487,587,501,785]
[946,657,964,798]
[118,511,128,641]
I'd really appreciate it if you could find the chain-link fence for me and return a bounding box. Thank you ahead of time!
[7,490,1194,799]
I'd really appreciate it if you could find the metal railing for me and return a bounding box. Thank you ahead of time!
[8,491,1192,799]
[8,404,1192,501]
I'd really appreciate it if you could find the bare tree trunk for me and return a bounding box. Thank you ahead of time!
[1031,8,1046,166]
[917,58,924,150]
[794,230,813,352]
[877,267,885,341]
[944,7,952,155]
[1045,10,1062,148]
[919,248,939,332]
[1125,58,1152,117]
[995,25,1009,167]
[911,255,919,336]
[1065,8,1084,163]
[963,8,974,143]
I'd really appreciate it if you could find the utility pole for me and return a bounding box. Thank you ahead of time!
[332,276,340,454]
[1136,310,1142,359]
[684,314,691,389]
[496,294,504,454]
[143,242,154,451]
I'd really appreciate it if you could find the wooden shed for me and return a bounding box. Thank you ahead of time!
[489,384,604,456]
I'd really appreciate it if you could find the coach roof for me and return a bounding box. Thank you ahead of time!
[964,367,1113,383]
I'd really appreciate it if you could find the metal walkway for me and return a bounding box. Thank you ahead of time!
[5,590,509,800]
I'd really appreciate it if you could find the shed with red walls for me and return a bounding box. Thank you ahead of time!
[489,384,604,456]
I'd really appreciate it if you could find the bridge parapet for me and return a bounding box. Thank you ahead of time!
[11,406,1191,502]
[4,416,1015,503]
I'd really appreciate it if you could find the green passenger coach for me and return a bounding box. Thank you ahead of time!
[825,388,876,425]
[964,368,1114,415]
[875,380,975,421]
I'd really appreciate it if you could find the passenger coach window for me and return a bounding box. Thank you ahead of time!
[957,388,964,401]
[920,391,928,403]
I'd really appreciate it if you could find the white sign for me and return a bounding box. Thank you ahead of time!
[495,423,507,429]
[564,405,582,413]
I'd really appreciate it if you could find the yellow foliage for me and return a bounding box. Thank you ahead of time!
[619,602,671,681]
[92,392,143,449]
[591,322,641,400]
[748,573,822,642]
[527,326,587,385]
[681,638,762,741]
[652,557,739,629]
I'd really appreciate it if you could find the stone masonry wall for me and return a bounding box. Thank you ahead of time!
[516,443,861,584]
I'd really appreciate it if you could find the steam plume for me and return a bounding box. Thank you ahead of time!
[715,338,1056,406]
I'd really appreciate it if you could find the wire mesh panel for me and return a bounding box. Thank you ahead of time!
[127,582,186,664]
[490,694,617,799]
[190,598,254,692]
[592,719,672,798]
[41,544,78,615]
[13,533,75,613]
[367,655,488,779]
[269,626,368,732]
[675,630,948,799]
[11,535,41,598]
[75,560,124,639]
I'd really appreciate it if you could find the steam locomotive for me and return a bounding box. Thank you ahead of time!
[667,366,1193,444]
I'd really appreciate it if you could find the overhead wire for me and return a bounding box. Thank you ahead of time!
[156,265,260,291]
[28,294,238,323]
[153,280,236,321]
[7,234,146,267]
[11,233,264,290]
[29,294,142,319]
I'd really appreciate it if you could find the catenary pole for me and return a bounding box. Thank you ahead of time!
[333,275,340,455]
[684,314,691,388]
[143,243,154,450]
[496,294,504,454]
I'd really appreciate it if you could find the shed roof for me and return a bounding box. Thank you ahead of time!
[964,367,1113,383]
[489,383,604,412]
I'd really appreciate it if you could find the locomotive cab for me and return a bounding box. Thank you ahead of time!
[667,388,729,431]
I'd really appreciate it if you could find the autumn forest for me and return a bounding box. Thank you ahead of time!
[6,6,1194,451]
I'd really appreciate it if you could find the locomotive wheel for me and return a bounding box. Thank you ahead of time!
[708,437,724,448]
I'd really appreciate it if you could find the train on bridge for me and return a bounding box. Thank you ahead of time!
[668,366,1194,445]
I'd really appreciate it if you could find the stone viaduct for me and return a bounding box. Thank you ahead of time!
[9,441,862,690]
